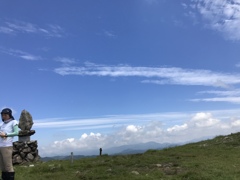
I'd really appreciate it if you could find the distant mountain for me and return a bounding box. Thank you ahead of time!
[116,149,146,155]
[106,141,178,155]
[41,141,178,161]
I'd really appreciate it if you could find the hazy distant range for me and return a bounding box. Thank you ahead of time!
[41,142,179,161]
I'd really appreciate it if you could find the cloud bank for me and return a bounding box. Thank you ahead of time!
[39,110,240,157]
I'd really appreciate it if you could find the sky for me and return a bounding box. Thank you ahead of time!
[1,0,240,157]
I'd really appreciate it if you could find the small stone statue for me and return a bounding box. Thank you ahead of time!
[18,110,35,138]
[12,110,40,164]
[19,109,33,131]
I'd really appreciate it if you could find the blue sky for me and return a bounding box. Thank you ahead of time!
[1,0,240,157]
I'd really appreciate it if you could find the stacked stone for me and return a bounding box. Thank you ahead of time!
[12,141,40,165]
[12,110,41,165]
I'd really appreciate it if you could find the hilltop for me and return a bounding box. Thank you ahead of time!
[14,132,240,179]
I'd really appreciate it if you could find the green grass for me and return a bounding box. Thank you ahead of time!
[13,132,240,179]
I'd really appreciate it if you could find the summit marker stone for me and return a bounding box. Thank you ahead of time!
[12,109,40,164]
[18,109,33,131]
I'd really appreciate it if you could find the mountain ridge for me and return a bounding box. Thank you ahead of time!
[41,141,178,161]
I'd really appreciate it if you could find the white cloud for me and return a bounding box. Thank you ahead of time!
[198,90,240,96]
[47,24,65,38]
[103,30,116,38]
[34,113,186,130]
[20,55,39,61]
[182,3,188,9]
[6,21,37,33]
[39,111,240,157]
[167,123,188,132]
[0,48,42,61]
[194,89,240,104]
[54,62,240,88]
[42,132,107,156]
[231,120,240,127]
[0,27,15,34]
[55,57,77,65]
[0,20,65,38]
[191,97,240,104]
[126,125,139,132]
[53,62,240,104]
[190,112,220,127]
[81,133,88,139]
[190,0,240,40]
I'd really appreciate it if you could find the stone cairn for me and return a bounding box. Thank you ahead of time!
[12,110,41,165]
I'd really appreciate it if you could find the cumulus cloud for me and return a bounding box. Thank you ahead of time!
[231,120,240,127]
[126,125,139,132]
[39,111,240,157]
[189,0,240,40]
[190,112,220,127]
[167,124,188,132]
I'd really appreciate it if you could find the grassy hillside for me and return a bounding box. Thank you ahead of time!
[14,132,240,179]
